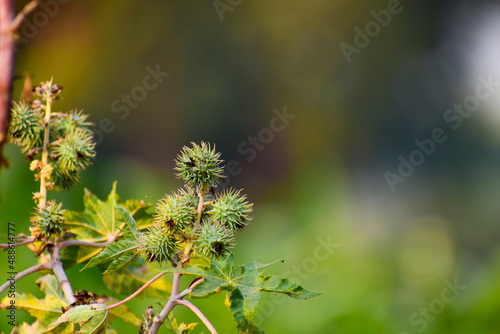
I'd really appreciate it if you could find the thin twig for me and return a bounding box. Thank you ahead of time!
[107,272,166,310]
[0,262,53,294]
[8,0,38,33]
[177,277,204,299]
[0,237,34,249]
[177,299,218,334]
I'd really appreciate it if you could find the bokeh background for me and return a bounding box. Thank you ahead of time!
[2,0,500,333]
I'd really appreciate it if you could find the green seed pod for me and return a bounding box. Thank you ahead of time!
[30,200,65,240]
[154,191,196,231]
[208,189,253,231]
[54,128,95,171]
[139,227,179,264]
[49,162,80,191]
[196,222,234,259]
[8,102,44,152]
[51,109,93,139]
[174,142,224,188]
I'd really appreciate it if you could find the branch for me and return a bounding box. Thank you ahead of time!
[51,242,76,304]
[177,277,204,300]
[58,236,116,250]
[107,272,166,310]
[177,299,218,334]
[148,272,181,334]
[0,262,53,294]
[0,237,34,249]
[8,0,38,33]
[52,260,76,304]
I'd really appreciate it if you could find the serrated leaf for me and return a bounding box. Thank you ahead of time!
[81,239,139,273]
[61,182,153,267]
[0,275,68,328]
[102,262,172,299]
[167,254,322,333]
[64,181,121,241]
[45,304,108,333]
[116,205,141,242]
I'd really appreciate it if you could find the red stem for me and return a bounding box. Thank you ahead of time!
[0,0,14,167]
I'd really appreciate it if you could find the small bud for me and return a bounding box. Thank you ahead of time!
[30,159,40,171]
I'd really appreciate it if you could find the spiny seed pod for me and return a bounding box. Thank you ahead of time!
[154,191,196,230]
[139,227,179,264]
[8,102,44,152]
[30,200,65,239]
[196,222,234,259]
[54,128,95,171]
[51,110,93,138]
[208,189,253,231]
[49,162,80,190]
[175,142,224,188]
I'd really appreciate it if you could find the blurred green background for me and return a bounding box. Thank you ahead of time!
[2,0,500,333]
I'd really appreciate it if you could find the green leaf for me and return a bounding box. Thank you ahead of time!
[116,205,141,242]
[45,304,108,333]
[167,254,322,333]
[0,275,68,328]
[64,181,121,241]
[61,182,153,267]
[81,239,140,273]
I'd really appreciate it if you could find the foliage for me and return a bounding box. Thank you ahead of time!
[1,81,321,333]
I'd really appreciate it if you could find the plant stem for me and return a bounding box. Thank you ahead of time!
[148,272,181,334]
[107,272,166,310]
[51,242,76,304]
[52,261,76,304]
[0,262,53,294]
[182,186,206,263]
[0,237,34,248]
[8,0,38,32]
[39,94,52,209]
[0,0,14,168]
[177,299,218,334]
[148,271,216,333]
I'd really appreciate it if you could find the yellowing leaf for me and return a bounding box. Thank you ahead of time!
[45,304,108,334]
[0,275,68,328]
